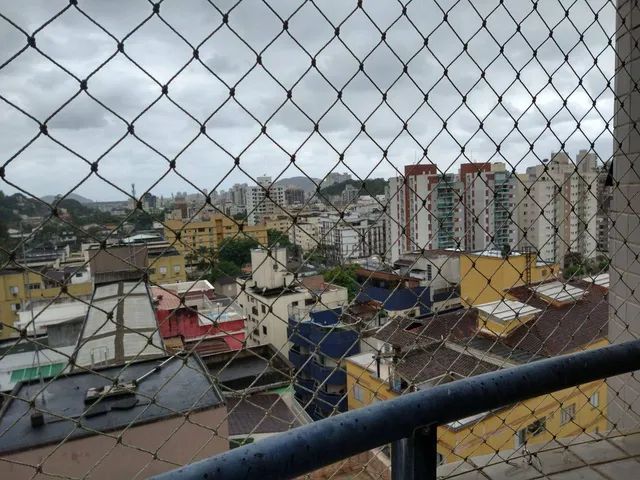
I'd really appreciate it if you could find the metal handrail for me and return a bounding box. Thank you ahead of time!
[150,339,640,480]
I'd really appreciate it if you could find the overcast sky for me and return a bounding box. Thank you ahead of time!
[0,0,616,201]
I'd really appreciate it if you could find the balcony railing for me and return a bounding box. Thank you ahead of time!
[150,339,640,480]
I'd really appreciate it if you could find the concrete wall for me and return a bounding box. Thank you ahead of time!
[0,407,229,479]
[608,0,640,432]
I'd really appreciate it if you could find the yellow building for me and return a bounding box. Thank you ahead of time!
[147,245,187,284]
[346,279,609,464]
[459,249,559,306]
[0,268,93,339]
[164,215,269,255]
[86,242,188,286]
[264,215,292,234]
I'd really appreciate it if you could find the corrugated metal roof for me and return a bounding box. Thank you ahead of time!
[73,281,164,369]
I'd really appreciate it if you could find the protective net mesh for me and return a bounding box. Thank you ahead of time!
[0,0,638,478]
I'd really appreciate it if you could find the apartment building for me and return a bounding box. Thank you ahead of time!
[386,165,464,262]
[163,214,269,256]
[393,249,462,312]
[318,213,387,263]
[284,186,305,205]
[0,267,92,339]
[346,277,609,463]
[461,163,519,251]
[518,150,599,264]
[289,219,321,252]
[237,248,348,350]
[459,249,559,306]
[246,175,286,226]
[596,160,613,252]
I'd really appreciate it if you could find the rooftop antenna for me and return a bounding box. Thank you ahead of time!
[21,222,46,408]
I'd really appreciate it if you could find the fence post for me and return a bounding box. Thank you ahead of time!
[391,426,437,480]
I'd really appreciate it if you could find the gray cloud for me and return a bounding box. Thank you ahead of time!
[0,0,618,200]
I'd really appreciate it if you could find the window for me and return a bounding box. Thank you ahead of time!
[560,404,576,425]
[261,305,266,314]
[10,303,21,312]
[262,326,267,335]
[516,418,546,447]
[590,392,600,408]
[173,265,181,273]
[26,283,40,290]
[426,264,432,281]
[353,384,365,402]
[527,418,546,436]
[159,266,168,274]
[9,286,19,295]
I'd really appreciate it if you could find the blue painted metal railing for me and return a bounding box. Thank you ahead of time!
[149,339,640,480]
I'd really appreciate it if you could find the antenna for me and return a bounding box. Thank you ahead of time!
[21,222,46,404]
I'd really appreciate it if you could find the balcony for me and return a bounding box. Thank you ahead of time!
[288,349,309,370]
[287,321,313,349]
[316,390,347,414]
[310,329,360,359]
[311,362,347,386]
[151,340,640,480]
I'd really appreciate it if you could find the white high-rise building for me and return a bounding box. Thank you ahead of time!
[461,162,520,252]
[517,150,598,264]
[246,175,286,225]
[318,213,387,263]
[387,163,520,262]
[387,165,465,262]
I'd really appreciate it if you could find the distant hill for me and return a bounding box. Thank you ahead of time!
[273,176,321,193]
[320,178,389,197]
[41,193,94,204]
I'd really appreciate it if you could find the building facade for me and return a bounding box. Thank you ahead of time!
[289,305,361,420]
[246,176,286,226]
[459,249,559,306]
[236,248,348,351]
[518,150,599,264]
[152,280,245,354]
[319,213,387,263]
[461,163,519,252]
[0,267,93,339]
[387,165,470,262]
[163,215,269,256]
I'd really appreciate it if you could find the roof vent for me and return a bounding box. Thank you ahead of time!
[30,410,44,428]
[85,382,136,404]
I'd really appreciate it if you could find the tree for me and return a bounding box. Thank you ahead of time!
[129,210,154,231]
[207,259,242,283]
[323,264,360,300]
[267,228,302,260]
[563,251,586,271]
[267,229,292,247]
[218,236,259,267]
